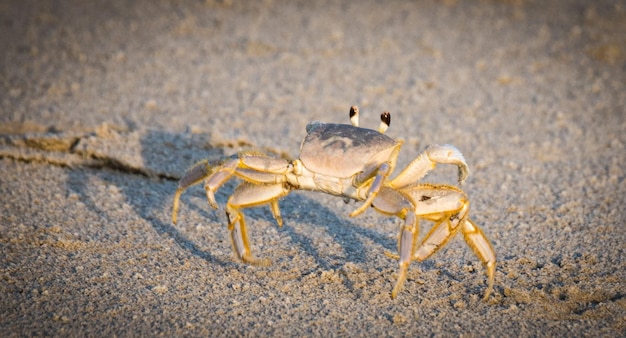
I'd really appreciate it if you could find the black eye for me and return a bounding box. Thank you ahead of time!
[349,105,359,118]
[349,105,360,127]
[380,111,391,127]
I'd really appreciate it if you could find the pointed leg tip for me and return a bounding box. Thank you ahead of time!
[349,206,366,218]
[207,191,219,209]
[482,269,495,301]
[482,286,493,301]
[384,251,400,260]
[274,215,284,227]
[391,269,408,300]
[391,282,404,300]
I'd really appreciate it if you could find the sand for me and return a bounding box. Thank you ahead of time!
[1,0,625,336]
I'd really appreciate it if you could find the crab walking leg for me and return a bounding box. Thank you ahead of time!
[173,153,291,226]
[270,200,283,227]
[209,154,291,209]
[172,159,213,224]
[406,185,468,260]
[461,219,496,300]
[390,144,470,189]
[203,154,291,209]
[349,162,392,217]
[382,228,471,292]
[413,215,466,262]
[370,188,420,298]
[405,184,496,300]
[392,210,418,299]
[413,217,495,300]
[204,158,240,209]
[225,182,291,265]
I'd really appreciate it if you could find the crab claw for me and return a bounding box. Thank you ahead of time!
[428,144,469,184]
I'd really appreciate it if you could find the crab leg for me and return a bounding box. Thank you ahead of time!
[370,188,419,299]
[269,200,284,227]
[173,159,214,224]
[226,182,291,265]
[204,155,290,209]
[413,205,468,262]
[349,162,391,217]
[461,219,496,299]
[204,158,240,208]
[390,144,470,189]
[171,156,240,225]
[393,210,418,299]
[405,184,496,300]
[172,153,291,225]
[412,216,495,299]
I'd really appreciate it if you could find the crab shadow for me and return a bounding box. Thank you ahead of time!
[276,192,397,270]
[66,129,421,289]
[66,168,232,266]
[65,130,232,266]
[181,179,400,272]
[150,130,402,271]
[135,130,233,266]
[133,130,447,283]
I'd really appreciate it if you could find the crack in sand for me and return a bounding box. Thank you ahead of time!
[0,123,288,180]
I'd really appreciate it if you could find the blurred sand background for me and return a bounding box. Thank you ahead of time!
[1,0,625,336]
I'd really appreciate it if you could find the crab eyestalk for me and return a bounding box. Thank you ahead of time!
[378,111,391,134]
[349,105,359,127]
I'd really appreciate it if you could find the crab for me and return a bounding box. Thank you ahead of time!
[172,106,496,299]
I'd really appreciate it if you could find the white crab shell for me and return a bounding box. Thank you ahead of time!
[299,122,400,178]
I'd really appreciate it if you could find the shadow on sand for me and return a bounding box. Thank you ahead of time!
[66,129,400,274]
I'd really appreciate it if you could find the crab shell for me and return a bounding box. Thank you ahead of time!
[300,121,399,178]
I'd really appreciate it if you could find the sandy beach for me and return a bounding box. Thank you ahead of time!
[1,0,625,336]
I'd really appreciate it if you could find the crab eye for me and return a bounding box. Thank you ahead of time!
[349,105,358,118]
[378,111,391,133]
[349,105,359,127]
[380,111,391,127]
